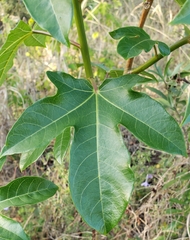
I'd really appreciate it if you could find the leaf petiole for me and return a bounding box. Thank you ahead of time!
[72,0,93,80]
[32,30,81,49]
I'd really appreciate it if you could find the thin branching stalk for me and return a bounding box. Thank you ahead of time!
[33,30,81,49]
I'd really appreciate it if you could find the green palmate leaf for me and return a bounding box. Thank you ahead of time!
[171,0,190,25]
[20,144,49,170]
[0,72,186,233]
[109,27,170,59]
[110,27,154,59]
[22,0,73,46]
[54,127,71,164]
[118,38,155,59]
[0,177,58,210]
[182,96,190,125]
[0,21,32,85]
[0,215,30,240]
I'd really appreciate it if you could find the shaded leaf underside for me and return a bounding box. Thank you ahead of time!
[171,0,190,25]
[22,0,73,46]
[0,72,186,233]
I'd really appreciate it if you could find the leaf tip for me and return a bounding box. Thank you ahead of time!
[169,19,177,25]
[109,31,115,39]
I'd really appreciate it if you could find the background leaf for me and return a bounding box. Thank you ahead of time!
[118,38,155,59]
[0,215,30,240]
[22,0,73,46]
[0,156,6,171]
[174,0,187,5]
[0,21,32,85]
[24,23,46,47]
[0,176,58,210]
[146,86,168,100]
[139,71,158,82]
[110,27,153,59]
[109,69,124,78]
[157,41,170,56]
[170,0,190,25]
[109,26,149,40]
[182,96,190,125]
[110,27,169,59]
[184,25,190,35]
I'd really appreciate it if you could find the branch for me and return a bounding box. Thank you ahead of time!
[130,35,190,74]
[125,0,154,73]
[32,30,81,49]
[72,0,94,81]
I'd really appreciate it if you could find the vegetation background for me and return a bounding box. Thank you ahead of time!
[0,0,190,239]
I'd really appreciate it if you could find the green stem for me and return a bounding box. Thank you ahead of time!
[72,0,94,80]
[131,35,190,74]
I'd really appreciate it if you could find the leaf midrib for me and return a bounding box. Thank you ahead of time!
[0,188,52,209]
[127,39,155,58]
[50,0,62,35]
[95,93,106,231]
